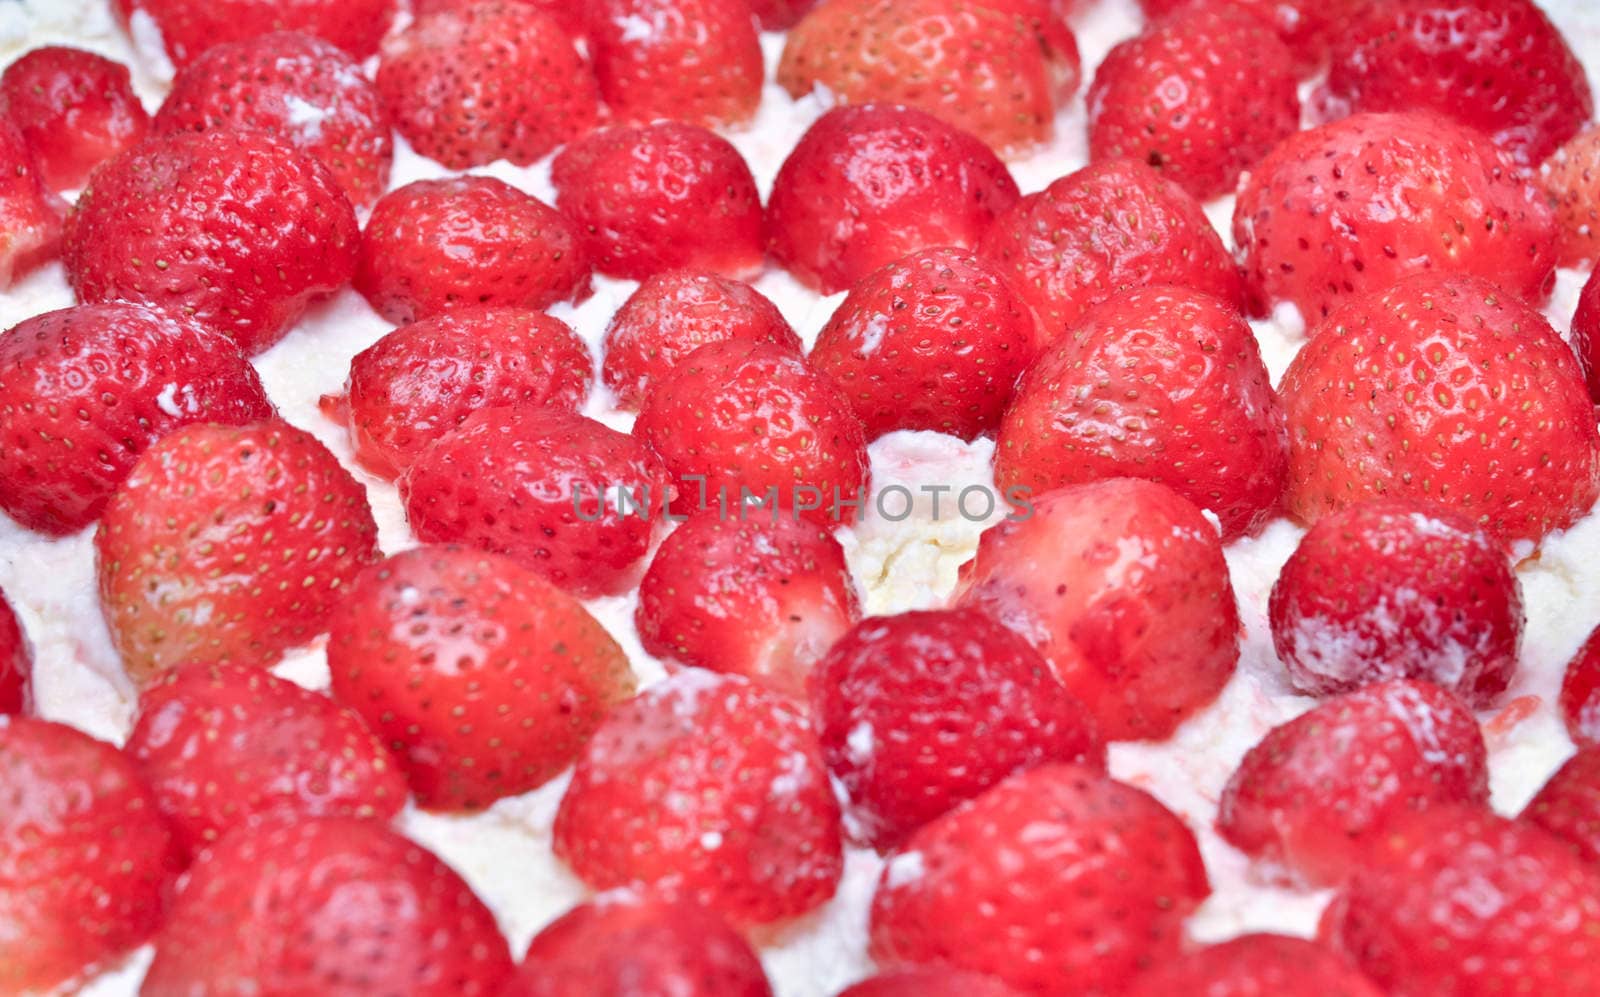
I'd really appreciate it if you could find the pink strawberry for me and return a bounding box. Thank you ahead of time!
[0,118,64,289]
[584,0,764,127]
[1544,123,1600,269]
[112,0,396,66]
[0,590,29,715]
[0,46,149,192]
[1125,935,1384,997]
[1523,747,1600,868]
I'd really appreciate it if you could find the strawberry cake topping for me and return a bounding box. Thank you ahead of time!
[0,45,148,193]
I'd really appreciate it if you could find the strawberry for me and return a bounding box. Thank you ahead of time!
[778,0,1073,154]
[766,104,1021,295]
[400,406,669,598]
[839,970,1026,997]
[126,662,406,859]
[0,590,29,715]
[415,0,586,36]
[1523,747,1600,868]
[356,176,591,325]
[1325,807,1600,997]
[1314,0,1593,166]
[95,420,380,683]
[112,0,397,66]
[1279,273,1600,546]
[321,306,591,480]
[813,608,1104,851]
[1561,624,1600,747]
[633,340,870,527]
[1217,679,1490,887]
[0,118,64,289]
[869,763,1209,994]
[0,717,179,994]
[957,478,1241,740]
[809,247,1040,442]
[750,0,819,30]
[635,510,859,700]
[140,816,514,995]
[1269,501,1523,705]
[550,122,764,282]
[978,158,1243,339]
[0,302,274,536]
[1233,112,1558,323]
[1572,263,1600,401]
[326,546,635,811]
[1135,0,1366,72]
[1544,123,1600,269]
[153,31,393,209]
[376,2,599,170]
[584,0,764,127]
[1087,6,1299,200]
[505,895,772,997]
[602,271,800,411]
[1124,934,1384,997]
[63,129,360,355]
[994,285,1287,541]
[0,46,149,192]
[553,670,844,926]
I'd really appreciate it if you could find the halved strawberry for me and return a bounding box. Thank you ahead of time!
[1544,123,1600,269]
[1125,935,1383,997]
[1561,625,1600,747]
[112,0,396,65]
[1523,748,1600,868]
[584,0,763,127]
[0,46,149,192]
[0,119,64,289]
[0,590,29,715]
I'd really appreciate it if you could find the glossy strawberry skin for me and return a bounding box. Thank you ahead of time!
[995,285,1287,541]
[0,302,274,536]
[870,764,1209,994]
[1544,124,1600,270]
[766,105,1021,295]
[326,307,592,480]
[1573,265,1600,401]
[1217,680,1490,887]
[553,670,844,926]
[0,46,149,192]
[327,546,635,812]
[1233,112,1558,323]
[750,0,819,29]
[63,130,360,355]
[0,717,180,994]
[401,406,669,598]
[551,123,763,282]
[1124,934,1384,997]
[126,662,406,860]
[415,0,585,36]
[810,248,1039,442]
[602,271,800,411]
[1137,0,1366,72]
[377,2,599,170]
[958,479,1241,741]
[584,0,763,128]
[95,420,380,683]
[0,118,65,289]
[0,591,29,715]
[356,176,591,325]
[636,510,860,700]
[140,817,514,996]
[113,0,396,65]
[1523,748,1600,868]
[978,158,1243,339]
[838,970,1026,997]
[1561,625,1600,747]
[1280,273,1600,546]
[154,31,393,209]
[1269,502,1523,705]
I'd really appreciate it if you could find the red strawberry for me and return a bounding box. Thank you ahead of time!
[1217,679,1490,886]
[1325,807,1600,997]
[635,510,860,700]
[112,0,396,65]
[415,0,586,36]
[0,717,179,994]
[633,340,870,527]
[356,176,591,325]
[1572,264,1600,401]
[0,46,149,192]
[994,285,1287,541]
[977,158,1243,339]
[870,763,1209,994]
[766,104,1021,295]
[376,2,599,170]
[584,0,764,127]
[63,130,359,355]
[0,118,64,289]
[504,895,772,997]
[839,970,1026,997]
[550,122,764,282]
[140,816,514,995]
[154,31,393,209]
[809,247,1040,441]
[1544,123,1600,269]
[602,271,800,410]
[95,420,380,682]
[813,608,1104,851]
[553,670,844,926]
[0,302,274,536]
[126,662,406,859]
[1269,501,1523,705]
[1233,112,1557,323]
[0,590,29,715]
[400,406,669,598]
[1279,273,1600,545]
[750,0,819,30]
[321,306,592,480]
[957,478,1241,740]
[1561,624,1600,746]
[326,546,636,811]
[1088,6,1299,199]
[1124,934,1384,997]
[1314,0,1593,166]
[1523,747,1600,868]
[1136,0,1366,72]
